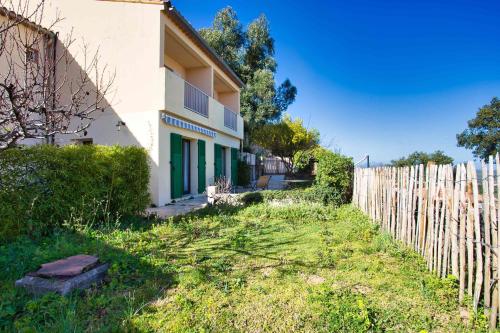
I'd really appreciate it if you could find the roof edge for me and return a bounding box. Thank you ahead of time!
[165,7,245,88]
[96,0,163,5]
[0,6,55,37]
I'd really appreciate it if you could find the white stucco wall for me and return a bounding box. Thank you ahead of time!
[33,0,167,205]
[157,112,240,205]
[4,1,243,206]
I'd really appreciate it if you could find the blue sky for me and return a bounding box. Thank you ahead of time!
[175,0,500,164]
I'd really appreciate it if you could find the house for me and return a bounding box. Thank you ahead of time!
[1,0,245,206]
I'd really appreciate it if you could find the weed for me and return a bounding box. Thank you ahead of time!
[0,203,479,332]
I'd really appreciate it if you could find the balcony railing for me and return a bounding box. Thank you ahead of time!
[165,68,243,138]
[224,107,237,131]
[184,81,209,117]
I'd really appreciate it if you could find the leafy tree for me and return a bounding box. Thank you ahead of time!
[391,151,454,167]
[199,7,297,132]
[456,97,500,160]
[198,7,244,73]
[252,115,319,173]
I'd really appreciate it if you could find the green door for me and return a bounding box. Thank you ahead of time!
[170,133,183,199]
[231,148,238,185]
[197,140,206,193]
[214,143,223,180]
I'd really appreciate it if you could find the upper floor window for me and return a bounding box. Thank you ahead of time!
[26,48,39,63]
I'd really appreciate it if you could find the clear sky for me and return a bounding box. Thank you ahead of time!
[174,0,500,164]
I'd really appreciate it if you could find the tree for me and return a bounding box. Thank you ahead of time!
[391,151,454,167]
[457,97,500,160]
[251,115,319,173]
[197,7,244,74]
[0,1,114,150]
[199,7,297,133]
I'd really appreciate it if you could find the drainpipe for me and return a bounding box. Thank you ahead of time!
[51,32,58,144]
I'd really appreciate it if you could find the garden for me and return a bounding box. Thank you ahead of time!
[0,144,490,332]
[2,197,483,332]
[1,1,498,331]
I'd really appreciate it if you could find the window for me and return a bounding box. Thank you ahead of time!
[72,138,93,145]
[26,48,39,63]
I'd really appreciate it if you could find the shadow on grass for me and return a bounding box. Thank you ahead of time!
[0,225,177,332]
[0,200,324,331]
[164,207,326,273]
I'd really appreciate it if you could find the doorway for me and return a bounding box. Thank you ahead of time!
[182,139,191,195]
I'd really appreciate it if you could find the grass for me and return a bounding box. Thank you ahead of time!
[0,200,488,332]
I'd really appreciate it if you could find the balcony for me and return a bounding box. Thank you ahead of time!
[163,68,243,139]
[224,107,237,131]
[184,81,208,117]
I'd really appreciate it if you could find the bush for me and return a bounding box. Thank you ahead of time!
[314,149,354,204]
[303,184,342,205]
[239,188,339,206]
[294,149,314,172]
[0,145,150,241]
[237,160,251,186]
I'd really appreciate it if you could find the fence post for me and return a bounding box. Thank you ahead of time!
[352,156,499,328]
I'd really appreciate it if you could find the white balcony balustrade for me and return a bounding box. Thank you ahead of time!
[184,81,209,117]
[224,107,237,131]
[163,68,243,139]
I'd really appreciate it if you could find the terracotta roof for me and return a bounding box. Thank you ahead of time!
[0,6,55,36]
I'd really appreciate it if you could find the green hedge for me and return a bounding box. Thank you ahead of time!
[0,145,150,241]
[239,188,334,206]
[239,149,354,207]
[314,149,354,204]
[237,160,251,186]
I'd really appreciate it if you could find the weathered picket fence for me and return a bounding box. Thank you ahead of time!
[353,154,500,328]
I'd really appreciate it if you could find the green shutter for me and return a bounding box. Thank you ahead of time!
[214,143,223,180]
[197,140,206,194]
[170,133,183,199]
[231,147,238,185]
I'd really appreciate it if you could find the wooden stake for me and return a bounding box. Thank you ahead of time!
[459,164,467,302]
[451,165,460,277]
[482,161,491,312]
[351,155,499,328]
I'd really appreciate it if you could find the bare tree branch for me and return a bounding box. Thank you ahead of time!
[0,0,115,149]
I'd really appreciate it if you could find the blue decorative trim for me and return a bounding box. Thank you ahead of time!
[161,113,216,138]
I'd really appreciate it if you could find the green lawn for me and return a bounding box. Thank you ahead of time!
[0,200,486,332]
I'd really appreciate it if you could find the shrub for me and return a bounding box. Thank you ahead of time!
[314,149,354,204]
[239,189,306,205]
[237,160,251,186]
[239,188,339,206]
[0,145,150,241]
[293,149,315,175]
[303,184,342,205]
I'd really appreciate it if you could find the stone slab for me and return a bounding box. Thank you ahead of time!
[146,195,208,218]
[33,255,99,278]
[16,263,109,296]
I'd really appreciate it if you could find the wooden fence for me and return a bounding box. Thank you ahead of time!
[263,157,288,174]
[353,154,500,328]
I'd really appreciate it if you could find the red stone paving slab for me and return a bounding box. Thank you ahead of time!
[34,255,99,278]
